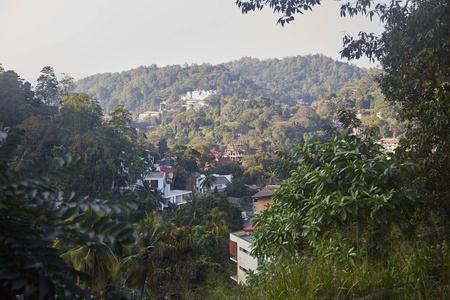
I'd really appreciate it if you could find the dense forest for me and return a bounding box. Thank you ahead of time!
[75,55,368,113]
[76,55,398,154]
[1,0,449,298]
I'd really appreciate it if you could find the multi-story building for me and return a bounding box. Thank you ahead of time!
[224,141,245,162]
[377,138,399,153]
[229,224,259,284]
[230,185,279,284]
[137,172,191,210]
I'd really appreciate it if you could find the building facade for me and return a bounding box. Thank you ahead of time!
[229,225,259,284]
[251,185,279,214]
[138,172,192,210]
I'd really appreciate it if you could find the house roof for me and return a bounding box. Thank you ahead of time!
[243,223,255,233]
[160,166,175,173]
[210,148,223,157]
[215,176,231,185]
[159,159,171,167]
[146,172,165,178]
[252,185,280,198]
[216,157,233,165]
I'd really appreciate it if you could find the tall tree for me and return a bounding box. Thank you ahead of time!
[121,212,164,300]
[251,133,425,259]
[60,243,121,293]
[36,66,61,115]
[374,0,450,213]
[0,68,40,127]
[60,73,76,95]
[56,92,103,136]
[17,115,58,162]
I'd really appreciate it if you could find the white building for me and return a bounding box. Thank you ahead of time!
[229,224,259,284]
[195,174,232,193]
[138,111,160,121]
[181,90,217,101]
[138,172,192,210]
[180,90,217,110]
[377,138,400,153]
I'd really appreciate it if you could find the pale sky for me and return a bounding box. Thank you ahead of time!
[0,0,384,84]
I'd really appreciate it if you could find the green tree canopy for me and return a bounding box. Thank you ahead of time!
[0,129,136,299]
[251,133,425,259]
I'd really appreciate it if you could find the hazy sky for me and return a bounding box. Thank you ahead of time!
[0,0,384,83]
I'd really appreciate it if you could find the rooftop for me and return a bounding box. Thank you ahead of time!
[252,185,280,198]
[215,176,231,185]
[230,230,254,243]
[146,172,165,178]
[160,166,175,173]
[164,190,192,197]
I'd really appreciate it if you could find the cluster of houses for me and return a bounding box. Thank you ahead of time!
[128,152,274,285]
[180,90,217,110]
[128,133,399,285]
[131,158,236,211]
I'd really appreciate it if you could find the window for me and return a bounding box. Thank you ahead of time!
[239,247,250,254]
[150,180,158,188]
[239,266,248,273]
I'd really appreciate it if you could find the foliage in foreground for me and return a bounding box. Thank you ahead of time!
[236,239,450,300]
[251,133,425,259]
[0,129,136,299]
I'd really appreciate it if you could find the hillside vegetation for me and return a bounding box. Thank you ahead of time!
[76,55,397,153]
[76,55,368,113]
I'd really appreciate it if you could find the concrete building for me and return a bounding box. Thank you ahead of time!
[224,141,246,163]
[138,172,191,210]
[229,224,259,284]
[180,90,217,110]
[251,185,280,214]
[138,111,160,121]
[377,138,399,153]
[229,185,279,284]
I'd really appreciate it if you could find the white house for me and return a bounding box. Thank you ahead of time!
[138,172,192,210]
[196,174,232,193]
[138,111,160,121]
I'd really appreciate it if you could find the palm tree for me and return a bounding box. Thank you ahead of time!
[120,211,164,300]
[200,169,217,193]
[205,207,229,237]
[176,194,203,227]
[60,243,120,293]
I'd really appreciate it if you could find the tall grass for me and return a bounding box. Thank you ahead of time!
[232,240,450,300]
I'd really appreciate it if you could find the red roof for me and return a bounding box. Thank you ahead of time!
[243,223,255,232]
[216,157,233,165]
[160,166,175,173]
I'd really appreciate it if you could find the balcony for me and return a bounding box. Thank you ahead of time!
[230,274,238,282]
[230,255,237,263]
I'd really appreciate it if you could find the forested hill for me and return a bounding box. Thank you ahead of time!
[75,55,369,114]
[224,55,368,104]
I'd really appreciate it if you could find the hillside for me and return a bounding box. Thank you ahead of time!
[75,55,398,153]
[75,55,369,114]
